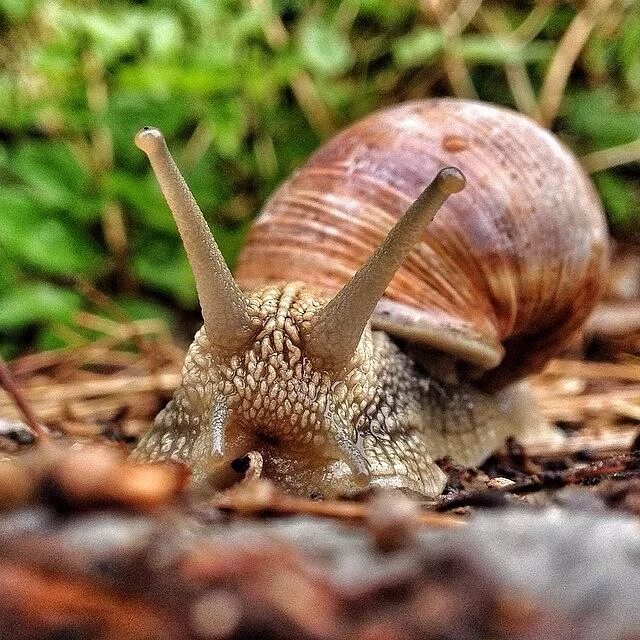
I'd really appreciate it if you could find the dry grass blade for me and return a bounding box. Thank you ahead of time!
[538,0,616,126]
[420,0,480,99]
[212,489,465,528]
[0,312,183,432]
[586,301,640,337]
[534,386,640,421]
[290,72,335,137]
[522,424,639,458]
[531,353,640,423]
[18,372,181,403]
[0,355,47,441]
[511,1,554,42]
[543,359,640,382]
[477,7,541,121]
[582,137,640,173]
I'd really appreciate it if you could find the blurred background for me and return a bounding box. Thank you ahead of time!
[0,0,638,359]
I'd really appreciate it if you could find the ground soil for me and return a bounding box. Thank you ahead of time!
[0,241,639,640]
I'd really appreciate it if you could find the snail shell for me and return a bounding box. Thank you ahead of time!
[235,98,609,387]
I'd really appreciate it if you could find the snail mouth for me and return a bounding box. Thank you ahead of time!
[254,430,282,448]
[223,448,368,499]
[254,429,370,488]
[204,417,370,495]
[205,434,370,497]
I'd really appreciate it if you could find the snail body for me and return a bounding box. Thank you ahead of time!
[132,99,608,499]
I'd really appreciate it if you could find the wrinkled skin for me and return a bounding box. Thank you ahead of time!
[132,283,533,499]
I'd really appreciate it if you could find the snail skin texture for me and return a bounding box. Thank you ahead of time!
[131,99,609,499]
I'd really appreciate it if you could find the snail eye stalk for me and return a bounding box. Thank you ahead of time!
[307,167,465,370]
[135,127,252,355]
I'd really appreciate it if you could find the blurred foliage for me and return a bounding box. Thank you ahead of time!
[0,0,639,358]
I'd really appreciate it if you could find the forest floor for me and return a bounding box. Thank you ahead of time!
[0,241,639,640]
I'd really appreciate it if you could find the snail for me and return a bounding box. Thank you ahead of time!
[131,98,608,499]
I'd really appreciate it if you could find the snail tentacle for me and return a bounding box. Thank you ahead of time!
[135,127,252,355]
[307,167,465,370]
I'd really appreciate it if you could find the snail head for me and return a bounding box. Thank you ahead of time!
[133,127,464,494]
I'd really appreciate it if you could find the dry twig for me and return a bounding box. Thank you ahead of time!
[212,488,465,528]
[438,452,640,511]
[0,355,47,441]
[582,137,640,173]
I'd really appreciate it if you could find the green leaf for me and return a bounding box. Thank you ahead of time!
[106,92,190,165]
[564,89,640,147]
[117,62,240,96]
[356,0,417,26]
[115,296,175,328]
[209,221,250,269]
[146,13,185,59]
[394,29,443,67]
[0,75,16,129]
[131,219,247,308]
[0,0,36,22]
[2,0,639,357]
[583,31,611,80]
[593,173,638,226]
[0,249,20,296]
[0,340,18,360]
[242,48,280,101]
[229,6,266,44]
[107,171,174,233]
[11,142,102,222]
[34,324,74,352]
[459,36,552,65]
[298,20,354,76]
[206,97,248,158]
[394,31,552,68]
[0,188,103,278]
[12,142,79,208]
[54,6,144,65]
[618,14,640,92]
[0,282,82,330]
[131,235,198,308]
[542,6,574,39]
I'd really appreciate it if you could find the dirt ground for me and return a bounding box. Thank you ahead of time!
[0,241,639,640]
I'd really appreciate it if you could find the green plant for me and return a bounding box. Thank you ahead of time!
[0,0,638,358]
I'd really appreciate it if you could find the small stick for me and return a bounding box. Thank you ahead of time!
[0,355,48,441]
[438,452,640,511]
[9,372,181,404]
[477,7,541,122]
[511,2,554,43]
[213,492,465,529]
[521,424,639,458]
[421,0,480,99]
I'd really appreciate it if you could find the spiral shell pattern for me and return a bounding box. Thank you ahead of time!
[235,99,608,386]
